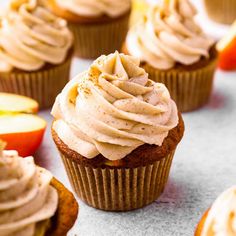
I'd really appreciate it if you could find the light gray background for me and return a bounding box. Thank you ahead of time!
[1,0,236,235]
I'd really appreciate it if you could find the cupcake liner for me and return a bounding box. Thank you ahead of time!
[69,12,130,59]
[58,149,175,211]
[204,0,236,24]
[0,52,72,110]
[142,58,217,112]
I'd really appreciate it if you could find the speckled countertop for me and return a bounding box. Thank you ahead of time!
[1,0,236,235]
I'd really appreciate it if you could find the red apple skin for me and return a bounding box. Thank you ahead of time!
[0,128,46,157]
[218,37,236,71]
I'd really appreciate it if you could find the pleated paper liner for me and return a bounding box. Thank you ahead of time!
[142,58,217,112]
[0,50,73,110]
[59,149,175,212]
[69,12,130,59]
[204,0,236,24]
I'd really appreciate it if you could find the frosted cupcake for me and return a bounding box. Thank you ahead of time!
[47,0,131,58]
[124,0,217,112]
[195,186,236,236]
[0,0,73,109]
[51,52,184,211]
[0,141,78,235]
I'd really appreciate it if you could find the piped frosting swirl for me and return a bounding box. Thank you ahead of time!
[0,0,73,72]
[55,0,131,18]
[126,0,214,70]
[0,144,58,236]
[52,52,178,161]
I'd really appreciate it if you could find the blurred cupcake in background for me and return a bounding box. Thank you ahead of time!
[47,0,131,58]
[204,0,236,25]
[195,186,236,236]
[0,0,73,109]
[51,52,184,211]
[124,0,217,112]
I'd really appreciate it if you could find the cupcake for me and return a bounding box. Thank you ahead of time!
[46,0,131,58]
[0,141,78,236]
[124,0,217,112]
[195,186,236,236]
[51,52,184,211]
[0,0,73,109]
[204,0,236,25]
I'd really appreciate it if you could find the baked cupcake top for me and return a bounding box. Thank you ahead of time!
[126,0,214,70]
[201,186,236,236]
[0,0,73,72]
[0,141,58,236]
[52,52,178,161]
[54,0,131,18]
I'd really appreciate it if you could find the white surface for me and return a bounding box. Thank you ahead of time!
[1,0,236,235]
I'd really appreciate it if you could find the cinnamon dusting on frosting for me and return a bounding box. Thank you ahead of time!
[52,52,178,161]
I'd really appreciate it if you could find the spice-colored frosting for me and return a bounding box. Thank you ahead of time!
[55,0,131,18]
[0,0,73,72]
[0,149,58,236]
[52,52,178,161]
[126,0,214,70]
[201,186,236,236]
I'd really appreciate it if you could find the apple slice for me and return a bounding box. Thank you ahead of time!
[0,93,39,114]
[0,114,46,157]
[217,21,236,71]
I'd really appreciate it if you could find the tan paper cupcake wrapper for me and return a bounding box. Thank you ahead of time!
[204,0,236,24]
[0,54,72,109]
[59,150,175,211]
[69,13,130,59]
[142,59,217,112]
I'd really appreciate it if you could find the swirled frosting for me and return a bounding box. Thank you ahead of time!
[52,52,178,161]
[0,0,73,72]
[126,0,215,70]
[0,148,58,236]
[201,186,236,236]
[55,0,131,18]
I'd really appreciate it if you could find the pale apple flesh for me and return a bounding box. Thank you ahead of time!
[0,93,39,114]
[0,114,46,157]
